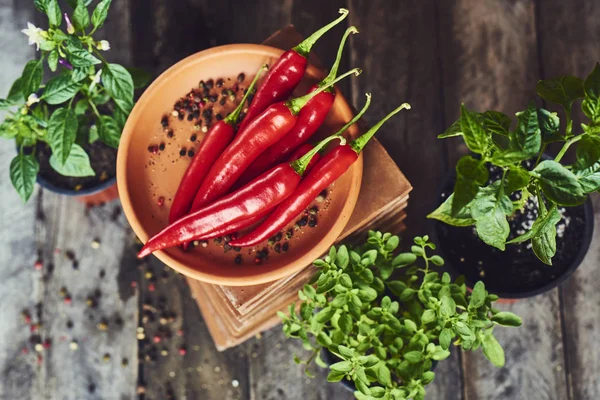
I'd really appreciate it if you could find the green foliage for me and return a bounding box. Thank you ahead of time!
[429,64,600,264]
[280,231,521,400]
[2,0,150,202]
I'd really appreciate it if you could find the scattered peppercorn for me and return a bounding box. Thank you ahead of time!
[190,134,197,142]
[234,255,243,264]
[102,353,111,362]
[159,142,166,151]
[308,216,317,228]
[282,243,290,252]
[178,113,185,121]
[309,206,318,215]
[188,149,195,158]
[297,216,308,227]
[216,78,224,88]
[219,98,226,106]
[161,116,169,128]
[206,79,214,89]
[286,229,294,240]
[167,130,174,138]
[179,148,187,157]
[237,73,245,83]
[274,243,281,253]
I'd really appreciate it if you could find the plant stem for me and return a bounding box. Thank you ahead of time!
[554,135,583,162]
[88,99,101,119]
[535,144,547,166]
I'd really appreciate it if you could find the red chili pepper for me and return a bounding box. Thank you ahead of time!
[137,135,343,257]
[168,65,267,223]
[190,68,361,212]
[236,27,357,187]
[237,9,349,133]
[230,98,413,248]
[288,143,321,169]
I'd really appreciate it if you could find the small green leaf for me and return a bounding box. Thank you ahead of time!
[338,314,352,334]
[430,255,444,266]
[505,166,530,193]
[10,153,39,202]
[330,360,352,372]
[532,160,586,206]
[584,62,600,100]
[532,224,558,266]
[376,363,392,387]
[46,0,62,26]
[454,321,475,342]
[326,370,346,382]
[481,333,505,367]
[73,0,90,31]
[0,121,19,138]
[440,295,456,317]
[315,307,335,323]
[460,104,489,154]
[507,207,561,245]
[7,78,24,102]
[574,135,600,193]
[336,245,349,269]
[493,102,541,165]
[452,155,489,216]
[43,75,82,105]
[483,110,512,136]
[49,144,94,178]
[91,0,112,30]
[48,50,59,72]
[428,193,475,227]
[438,119,462,138]
[439,329,452,350]
[356,379,371,396]
[384,235,400,251]
[404,351,423,364]
[536,76,584,110]
[66,43,101,67]
[431,348,451,361]
[101,63,135,103]
[492,311,523,327]
[21,60,43,97]
[48,108,78,164]
[537,109,562,143]
[469,281,486,308]
[338,345,354,359]
[98,115,121,148]
[422,371,435,385]
[34,0,48,12]
[471,183,512,250]
[126,67,152,89]
[421,309,436,324]
[392,252,417,268]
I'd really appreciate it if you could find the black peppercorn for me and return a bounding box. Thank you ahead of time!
[179,148,186,157]
[237,73,245,83]
[178,113,185,121]
[167,130,174,138]
[159,143,165,151]
[220,98,226,106]
[161,116,169,127]
[216,78,224,88]
[308,216,317,228]
[215,113,223,121]
[234,255,242,264]
[188,149,195,157]
[274,243,281,253]
[206,79,214,89]
[282,243,289,252]
[298,216,308,227]
[190,134,197,142]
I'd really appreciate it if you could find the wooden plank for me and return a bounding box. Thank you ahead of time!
[437,1,570,399]
[536,1,600,398]
[346,1,462,399]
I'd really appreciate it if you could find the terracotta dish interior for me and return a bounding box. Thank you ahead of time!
[117,44,363,286]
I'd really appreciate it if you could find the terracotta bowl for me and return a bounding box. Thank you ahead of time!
[117,44,363,286]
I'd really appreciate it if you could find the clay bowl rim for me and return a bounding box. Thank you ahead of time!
[117,43,363,286]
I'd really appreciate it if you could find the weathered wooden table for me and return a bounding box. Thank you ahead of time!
[1,1,598,399]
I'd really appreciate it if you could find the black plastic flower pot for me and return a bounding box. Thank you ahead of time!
[320,349,440,394]
[431,168,594,299]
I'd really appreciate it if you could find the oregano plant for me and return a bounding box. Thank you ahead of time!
[428,63,600,265]
[1,0,150,202]
[280,231,521,400]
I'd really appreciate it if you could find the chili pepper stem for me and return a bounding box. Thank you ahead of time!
[350,103,411,154]
[292,9,350,58]
[286,68,361,115]
[319,26,358,90]
[291,135,345,176]
[224,64,268,125]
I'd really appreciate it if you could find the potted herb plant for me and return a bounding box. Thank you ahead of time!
[428,65,599,298]
[1,0,149,203]
[280,231,522,399]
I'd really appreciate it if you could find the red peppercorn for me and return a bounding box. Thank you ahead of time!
[178,347,187,356]
[34,260,43,270]
[148,283,156,292]
[157,197,165,207]
[153,335,161,343]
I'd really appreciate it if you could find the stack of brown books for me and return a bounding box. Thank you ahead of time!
[185,27,413,350]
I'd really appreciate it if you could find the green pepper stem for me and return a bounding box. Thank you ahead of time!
[290,134,345,176]
[286,68,361,115]
[224,64,268,125]
[319,26,358,91]
[330,93,372,142]
[350,103,411,154]
[292,9,350,58]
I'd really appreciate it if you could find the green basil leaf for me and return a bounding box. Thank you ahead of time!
[330,360,353,372]
[338,313,352,334]
[326,370,346,382]
[454,321,475,342]
[481,333,505,367]
[428,193,476,227]
[126,67,152,89]
[483,110,511,136]
[574,135,600,193]
[421,309,436,324]
[315,307,335,323]
[48,108,78,164]
[504,166,530,193]
[48,50,59,72]
[532,222,558,265]
[439,295,456,317]
[460,104,488,154]
[469,281,486,308]
[7,78,24,102]
[98,115,121,148]
[404,351,423,364]
[439,328,452,350]
[46,0,62,26]
[537,108,562,143]
[66,43,101,67]
[73,0,90,31]
[10,153,39,202]
[507,207,561,245]
[92,0,112,30]
[536,76,584,110]
[452,155,489,216]
[21,59,43,98]
[49,144,94,177]
[43,75,82,105]
[491,311,523,327]
[335,245,349,269]
[431,348,451,361]
[532,160,586,206]
[438,119,462,138]
[102,63,134,103]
